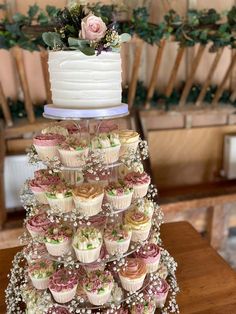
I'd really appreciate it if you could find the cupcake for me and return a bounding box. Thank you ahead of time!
[61,170,84,186]
[119,258,147,292]
[125,210,151,242]
[23,243,48,264]
[124,172,150,199]
[83,270,114,305]
[84,245,107,272]
[91,133,121,164]
[47,306,70,314]
[72,226,103,263]
[44,223,73,257]
[49,268,78,303]
[33,133,65,161]
[45,183,74,213]
[131,297,156,314]
[72,183,104,217]
[29,179,48,204]
[135,198,155,218]
[57,136,89,168]
[29,173,61,204]
[118,162,144,180]
[26,213,51,238]
[134,243,161,273]
[145,278,170,308]
[116,130,140,156]
[28,259,55,290]
[105,182,133,210]
[85,169,109,188]
[104,224,132,255]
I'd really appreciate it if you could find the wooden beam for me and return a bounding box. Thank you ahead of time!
[40,49,52,104]
[12,47,35,123]
[145,40,166,108]
[212,52,236,107]
[128,39,144,109]
[179,45,206,107]
[0,82,13,127]
[0,122,6,228]
[160,0,171,13]
[206,204,229,251]
[195,48,224,107]
[165,46,185,98]
[6,138,33,154]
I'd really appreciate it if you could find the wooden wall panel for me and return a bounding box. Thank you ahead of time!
[148,125,236,189]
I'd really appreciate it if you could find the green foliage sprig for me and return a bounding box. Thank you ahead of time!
[0,4,59,50]
[1,4,236,51]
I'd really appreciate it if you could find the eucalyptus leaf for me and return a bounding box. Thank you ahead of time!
[28,4,39,19]
[120,33,131,43]
[42,32,63,49]
[79,46,95,56]
[68,37,90,48]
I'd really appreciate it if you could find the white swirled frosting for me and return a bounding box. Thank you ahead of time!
[48,51,122,108]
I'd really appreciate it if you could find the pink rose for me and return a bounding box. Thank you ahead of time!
[80,14,107,41]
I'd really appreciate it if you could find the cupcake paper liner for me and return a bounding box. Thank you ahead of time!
[146,258,161,273]
[26,225,44,238]
[93,145,120,164]
[50,285,78,304]
[34,145,59,161]
[32,191,48,204]
[29,275,50,290]
[154,292,168,308]
[119,274,146,292]
[119,140,139,157]
[47,196,74,213]
[86,289,112,305]
[132,183,150,199]
[58,148,89,167]
[45,240,72,257]
[104,237,131,255]
[106,192,133,210]
[131,225,151,242]
[73,193,104,217]
[73,244,102,263]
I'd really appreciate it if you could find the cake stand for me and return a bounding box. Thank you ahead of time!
[5,102,180,314]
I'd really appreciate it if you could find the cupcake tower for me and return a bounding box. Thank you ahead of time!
[6,120,179,314]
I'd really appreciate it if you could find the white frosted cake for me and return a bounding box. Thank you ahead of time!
[48,51,122,109]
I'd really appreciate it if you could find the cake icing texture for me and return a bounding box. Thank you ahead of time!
[48,51,122,109]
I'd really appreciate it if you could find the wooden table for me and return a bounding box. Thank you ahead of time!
[1,221,236,314]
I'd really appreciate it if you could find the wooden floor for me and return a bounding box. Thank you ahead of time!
[1,221,236,313]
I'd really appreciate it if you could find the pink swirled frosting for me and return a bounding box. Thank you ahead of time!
[29,175,61,192]
[134,243,161,263]
[49,269,78,292]
[33,133,65,147]
[145,278,169,298]
[26,213,51,233]
[124,172,150,186]
[47,306,70,314]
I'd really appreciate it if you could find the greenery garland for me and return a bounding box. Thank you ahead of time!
[0,4,236,51]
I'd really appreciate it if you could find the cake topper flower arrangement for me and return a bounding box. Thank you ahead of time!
[42,4,131,55]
